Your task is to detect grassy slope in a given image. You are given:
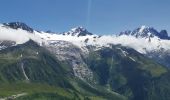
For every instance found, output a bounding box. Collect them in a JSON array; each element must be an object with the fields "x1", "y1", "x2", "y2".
[
  {"x1": 86, "y1": 45, "x2": 170, "y2": 100},
  {"x1": 0, "y1": 40, "x2": 125, "y2": 100}
]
